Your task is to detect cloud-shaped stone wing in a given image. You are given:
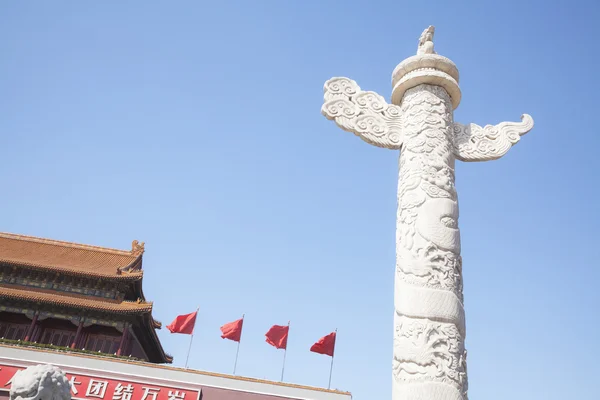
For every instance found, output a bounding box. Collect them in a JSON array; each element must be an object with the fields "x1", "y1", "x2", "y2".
[
  {"x1": 452, "y1": 114, "x2": 534, "y2": 162},
  {"x1": 321, "y1": 77, "x2": 403, "y2": 150}
]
